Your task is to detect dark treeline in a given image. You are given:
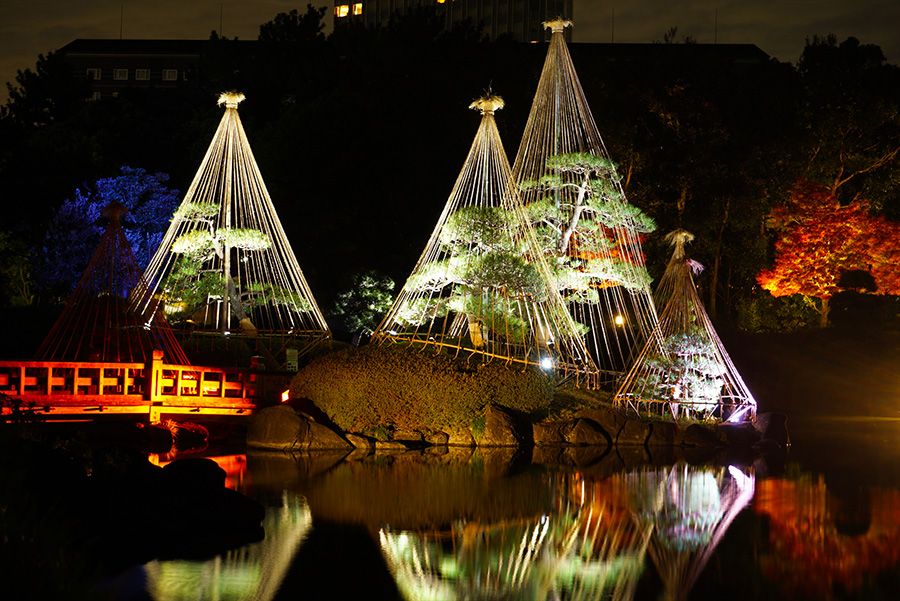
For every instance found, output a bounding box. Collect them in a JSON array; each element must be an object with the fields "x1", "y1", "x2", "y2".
[{"x1": 1, "y1": 6, "x2": 897, "y2": 334}]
